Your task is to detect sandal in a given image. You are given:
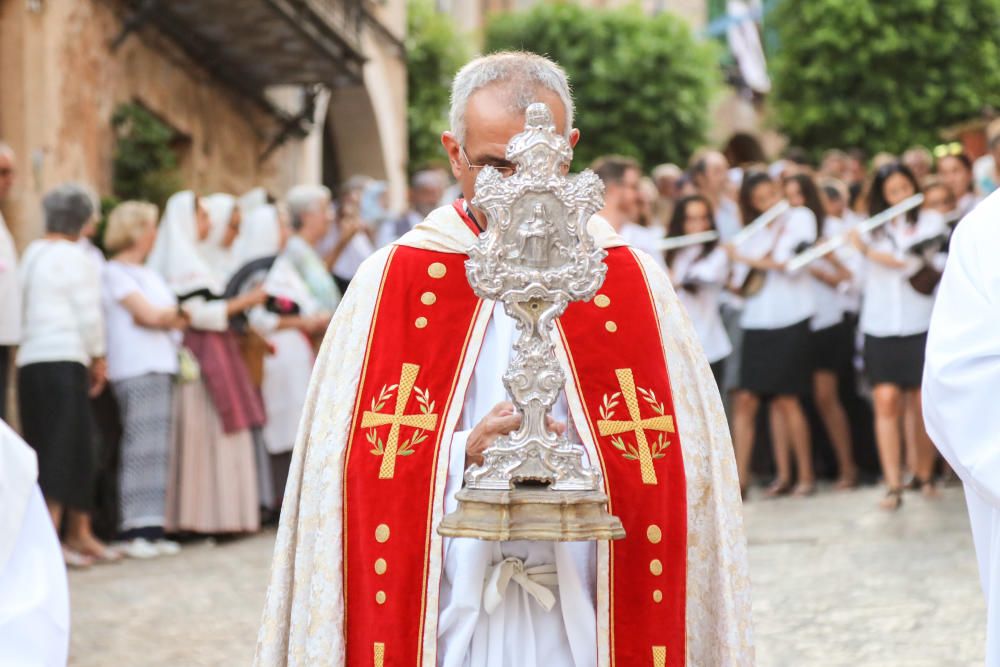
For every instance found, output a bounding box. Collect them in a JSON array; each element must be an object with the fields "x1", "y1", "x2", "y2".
[
  {"x1": 62, "y1": 546, "x2": 95, "y2": 569},
  {"x1": 879, "y1": 487, "x2": 904, "y2": 511},
  {"x1": 792, "y1": 483, "x2": 816, "y2": 497},
  {"x1": 918, "y1": 477, "x2": 940, "y2": 499},
  {"x1": 764, "y1": 479, "x2": 793, "y2": 498}
]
